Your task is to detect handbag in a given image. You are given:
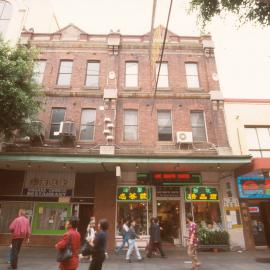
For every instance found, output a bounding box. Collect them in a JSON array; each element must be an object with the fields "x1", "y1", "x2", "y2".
[
  {"x1": 81, "y1": 240, "x2": 93, "y2": 256},
  {"x1": 57, "y1": 234, "x2": 73, "y2": 262}
]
